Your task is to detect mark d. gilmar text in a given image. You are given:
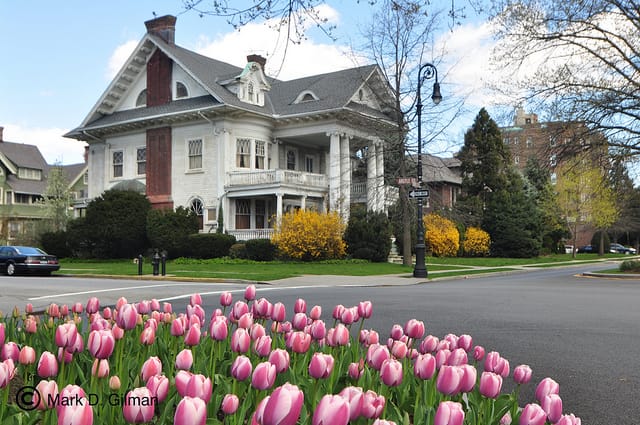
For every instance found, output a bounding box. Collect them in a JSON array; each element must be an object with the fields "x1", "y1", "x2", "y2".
[{"x1": 48, "y1": 393, "x2": 158, "y2": 407}]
